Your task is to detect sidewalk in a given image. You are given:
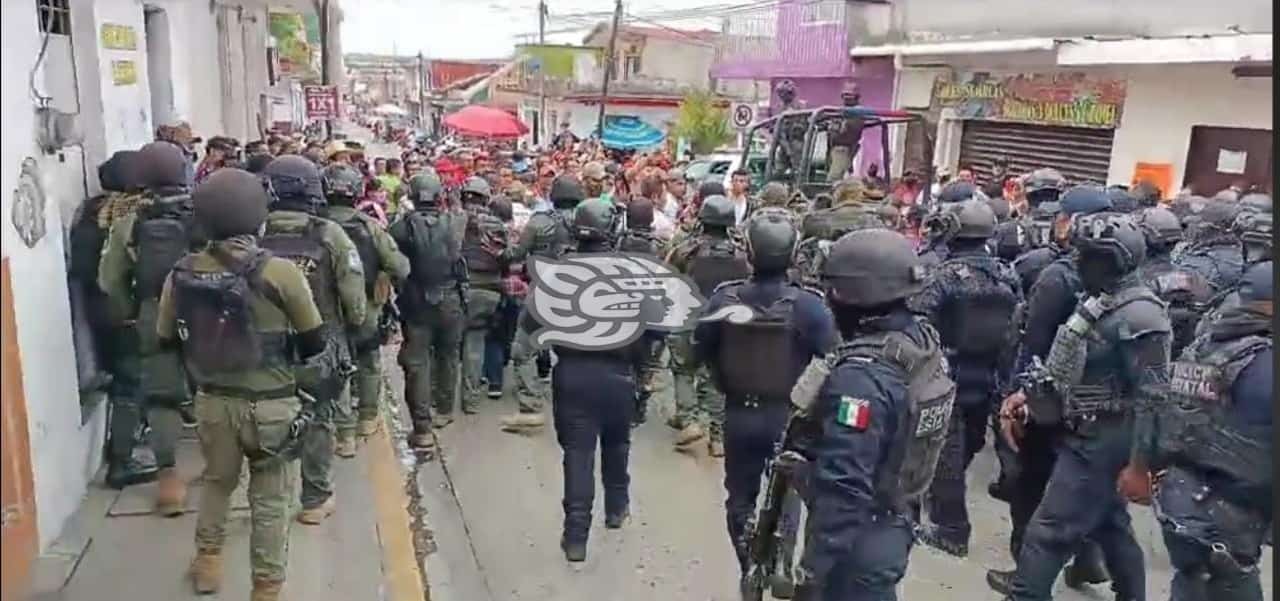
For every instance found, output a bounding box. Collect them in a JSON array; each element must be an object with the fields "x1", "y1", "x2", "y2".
[{"x1": 29, "y1": 422, "x2": 425, "y2": 601}]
